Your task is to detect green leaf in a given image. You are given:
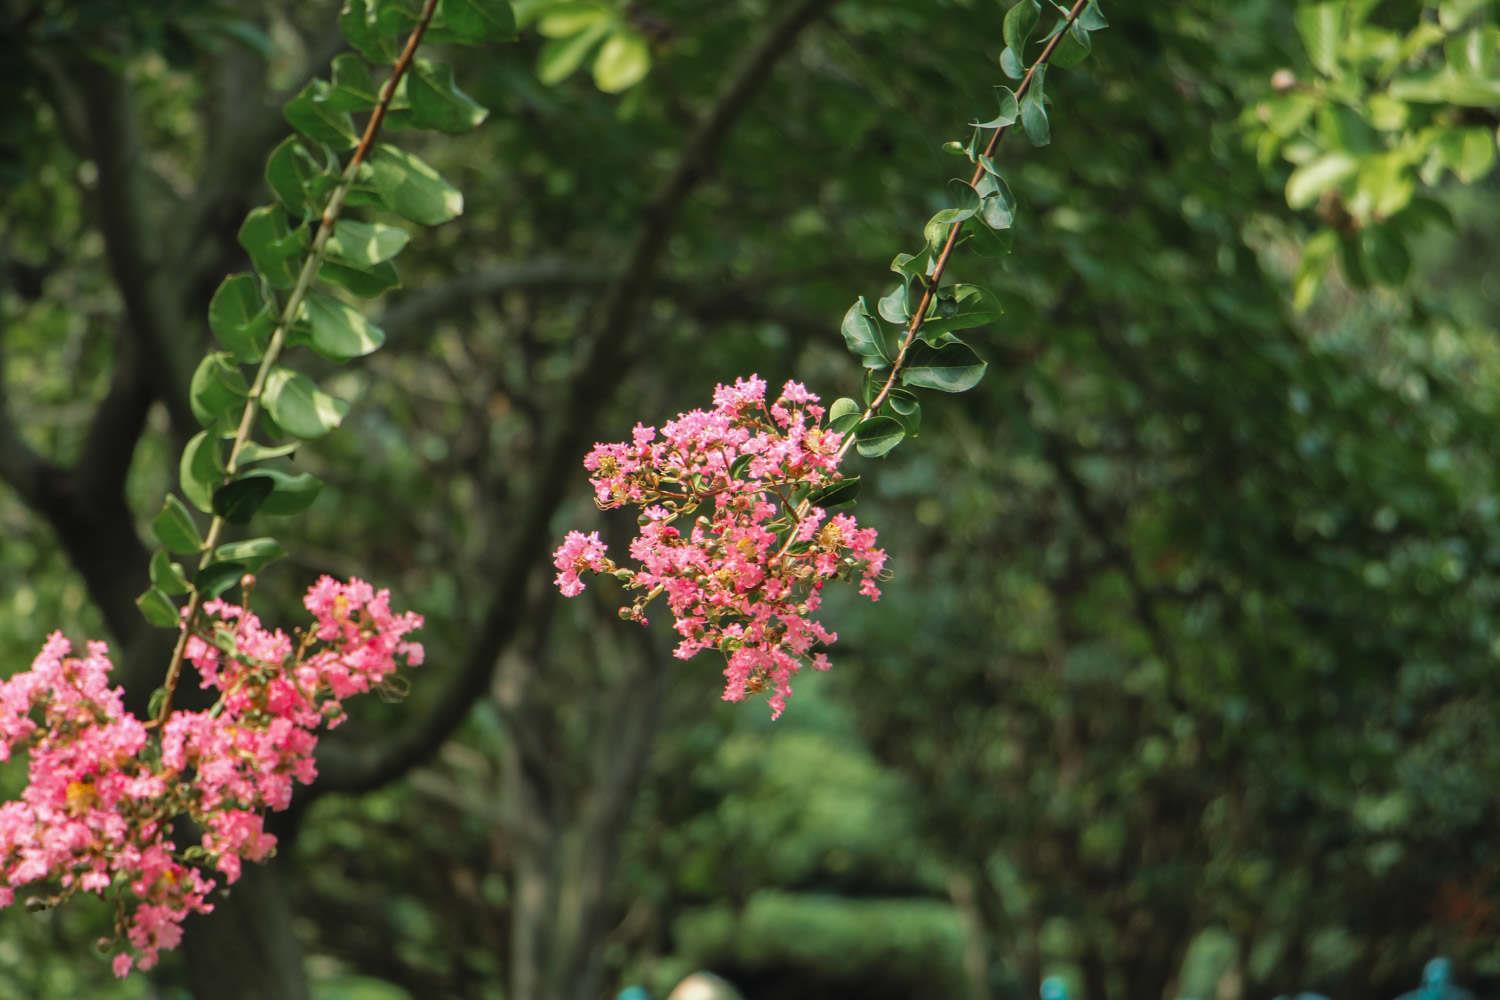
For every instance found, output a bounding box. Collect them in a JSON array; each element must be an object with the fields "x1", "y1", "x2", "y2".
[
  {"x1": 854, "y1": 416, "x2": 905, "y2": 459},
  {"x1": 237, "y1": 205, "x2": 307, "y2": 289},
  {"x1": 197, "y1": 561, "x2": 249, "y2": 600},
  {"x1": 265, "y1": 137, "x2": 328, "y2": 220},
  {"x1": 136, "y1": 588, "x2": 180, "y2": 629},
  {"x1": 930, "y1": 178, "x2": 982, "y2": 226},
  {"x1": 975, "y1": 160, "x2": 1016, "y2": 230},
  {"x1": 213, "y1": 537, "x2": 287, "y2": 574},
  {"x1": 1286, "y1": 152, "x2": 1358, "y2": 209},
  {"x1": 284, "y1": 79, "x2": 358, "y2": 149},
  {"x1": 150, "y1": 550, "x2": 190, "y2": 596},
  {"x1": 295, "y1": 290, "x2": 387, "y2": 360},
  {"x1": 593, "y1": 31, "x2": 651, "y2": 93},
  {"x1": 537, "y1": 20, "x2": 610, "y2": 85},
  {"x1": 963, "y1": 217, "x2": 1016, "y2": 258},
  {"x1": 888, "y1": 389, "x2": 922, "y2": 436},
  {"x1": 1353, "y1": 151, "x2": 1413, "y2": 220},
  {"x1": 1020, "y1": 91, "x2": 1050, "y2": 146},
  {"x1": 920, "y1": 284, "x2": 1003, "y2": 341},
  {"x1": 208, "y1": 274, "x2": 276, "y2": 363},
  {"x1": 535, "y1": 4, "x2": 610, "y2": 35},
  {"x1": 326, "y1": 220, "x2": 411, "y2": 267},
  {"x1": 212, "y1": 474, "x2": 276, "y2": 525},
  {"x1": 1078, "y1": 1, "x2": 1108, "y2": 30},
  {"x1": 971, "y1": 86, "x2": 1019, "y2": 129},
  {"x1": 238, "y1": 440, "x2": 299, "y2": 465},
  {"x1": 263, "y1": 367, "x2": 350, "y2": 439},
  {"x1": 374, "y1": 0, "x2": 421, "y2": 38},
  {"x1": 891, "y1": 250, "x2": 932, "y2": 282},
  {"x1": 999, "y1": 46, "x2": 1025, "y2": 80},
  {"x1": 1051, "y1": 20, "x2": 1092, "y2": 69},
  {"x1": 828, "y1": 397, "x2": 862, "y2": 433},
  {"x1": 840, "y1": 298, "x2": 883, "y2": 360},
  {"x1": 1439, "y1": 127, "x2": 1498, "y2": 183},
  {"x1": 901, "y1": 340, "x2": 989, "y2": 393},
  {"x1": 257, "y1": 467, "x2": 324, "y2": 516},
  {"x1": 1003, "y1": 0, "x2": 1040, "y2": 55},
  {"x1": 878, "y1": 282, "x2": 913, "y2": 324},
  {"x1": 408, "y1": 60, "x2": 490, "y2": 132},
  {"x1": 364, "y1": 144, "x2": 464, "y2": 225},
  {"x1": 180, "y1": 430, "x2": 224, "y2": 514},
  {"x1": 1296, "y1": 3, "x2": 1342, "y2": 76},
  {"x1": 190, "y1": 352, "x2": 249, "y2": 434},
  {"x1": 1388, "y1": 71, "x2": 1500, "y2": 108},
  {"x1": 152, "y1": 495, "x2": 204, "y2": 555},
  {"x1": 728, "y1": 453, "x2": 755, "y2": 480},
  {"x1": 808, "y1": 475, "x2": 861, "y2": 510},
  {"x1": 326, "y1": 52, "x2": 379, "y2": 112},
  {"x1": 321, "y1": 259, "x2": 402, "y2": 298},
  {"x1": 438, "y1": 0, "x2": 517, "y2": 44},
  {"x1": 340, "y1": 0, "x2": 397, "y2": 62}
]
